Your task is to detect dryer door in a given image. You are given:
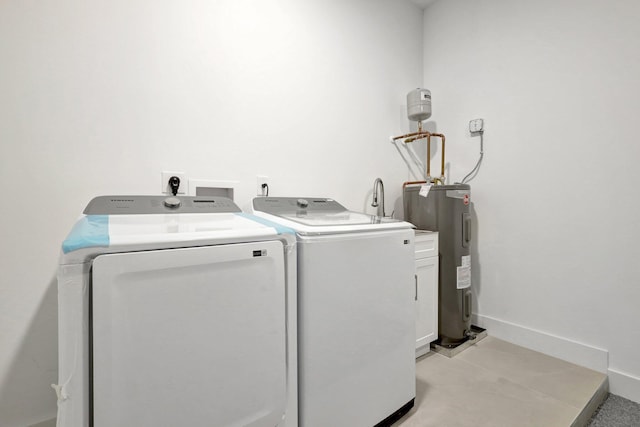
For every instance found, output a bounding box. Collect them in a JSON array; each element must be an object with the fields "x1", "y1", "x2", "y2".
[{"x1": 91, "y1": 240, "x2": 286, "y2": 427}]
